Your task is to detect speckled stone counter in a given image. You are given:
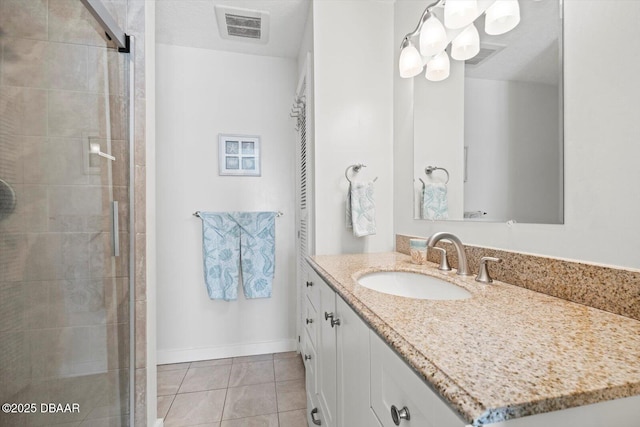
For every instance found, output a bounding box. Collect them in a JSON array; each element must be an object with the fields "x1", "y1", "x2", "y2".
[{"x1": 307, "y1": 252, "x2": 640, "y2": 426}]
